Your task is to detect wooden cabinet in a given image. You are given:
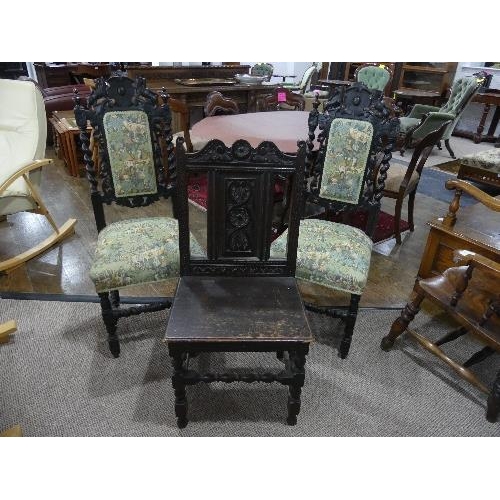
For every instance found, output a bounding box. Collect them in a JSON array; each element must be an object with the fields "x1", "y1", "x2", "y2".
[{"x1": 398, "y1": 62, "x2": 457, "y2": 97}]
